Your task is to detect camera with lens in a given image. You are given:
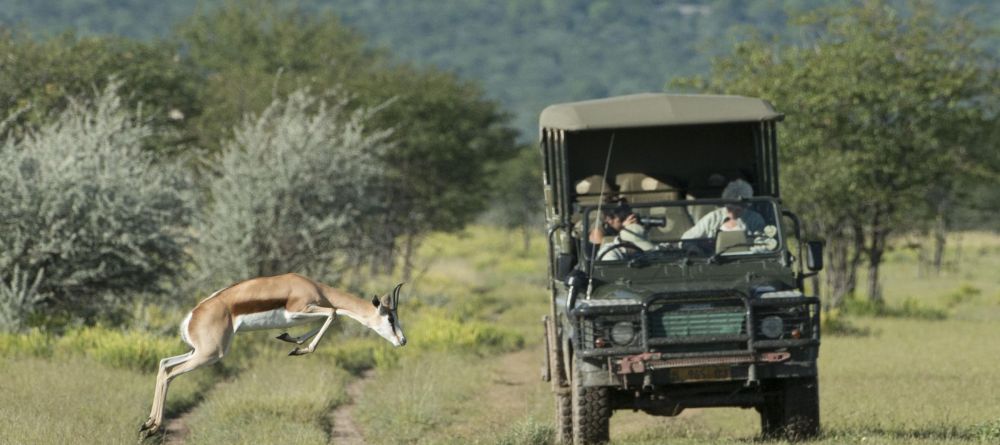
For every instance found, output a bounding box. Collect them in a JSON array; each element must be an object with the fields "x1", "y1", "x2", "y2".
[
  {"x1": 637, "y1": 216, "x2": 667, "y2": 227},
  {"x1": 602, "y1": 199, "x2": 667, "y2": 229}
]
